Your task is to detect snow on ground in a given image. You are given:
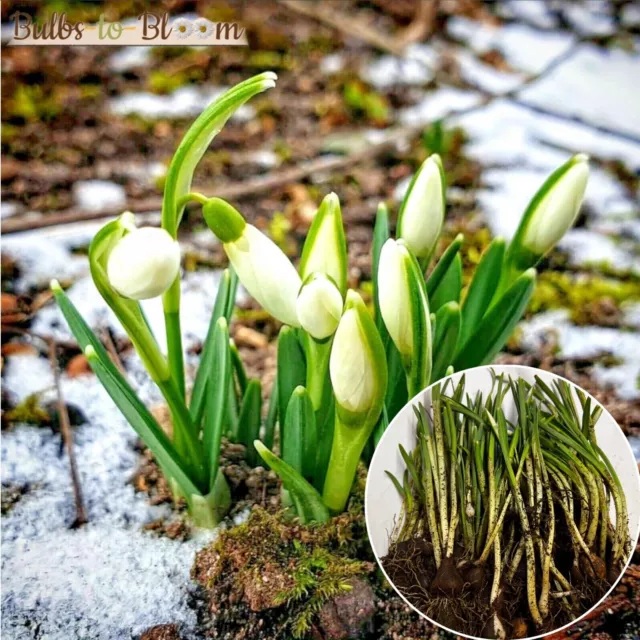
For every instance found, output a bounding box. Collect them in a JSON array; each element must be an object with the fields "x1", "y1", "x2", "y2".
[
  {"x1": 2, "y1": 352, "x2": 215, "y2": 639},
  {"x1": 72, "y1": 181, "x2": 127, "y2": 213},
  {"x1": 109, "y1": 86, "x2": 255, "y2": 121}
]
